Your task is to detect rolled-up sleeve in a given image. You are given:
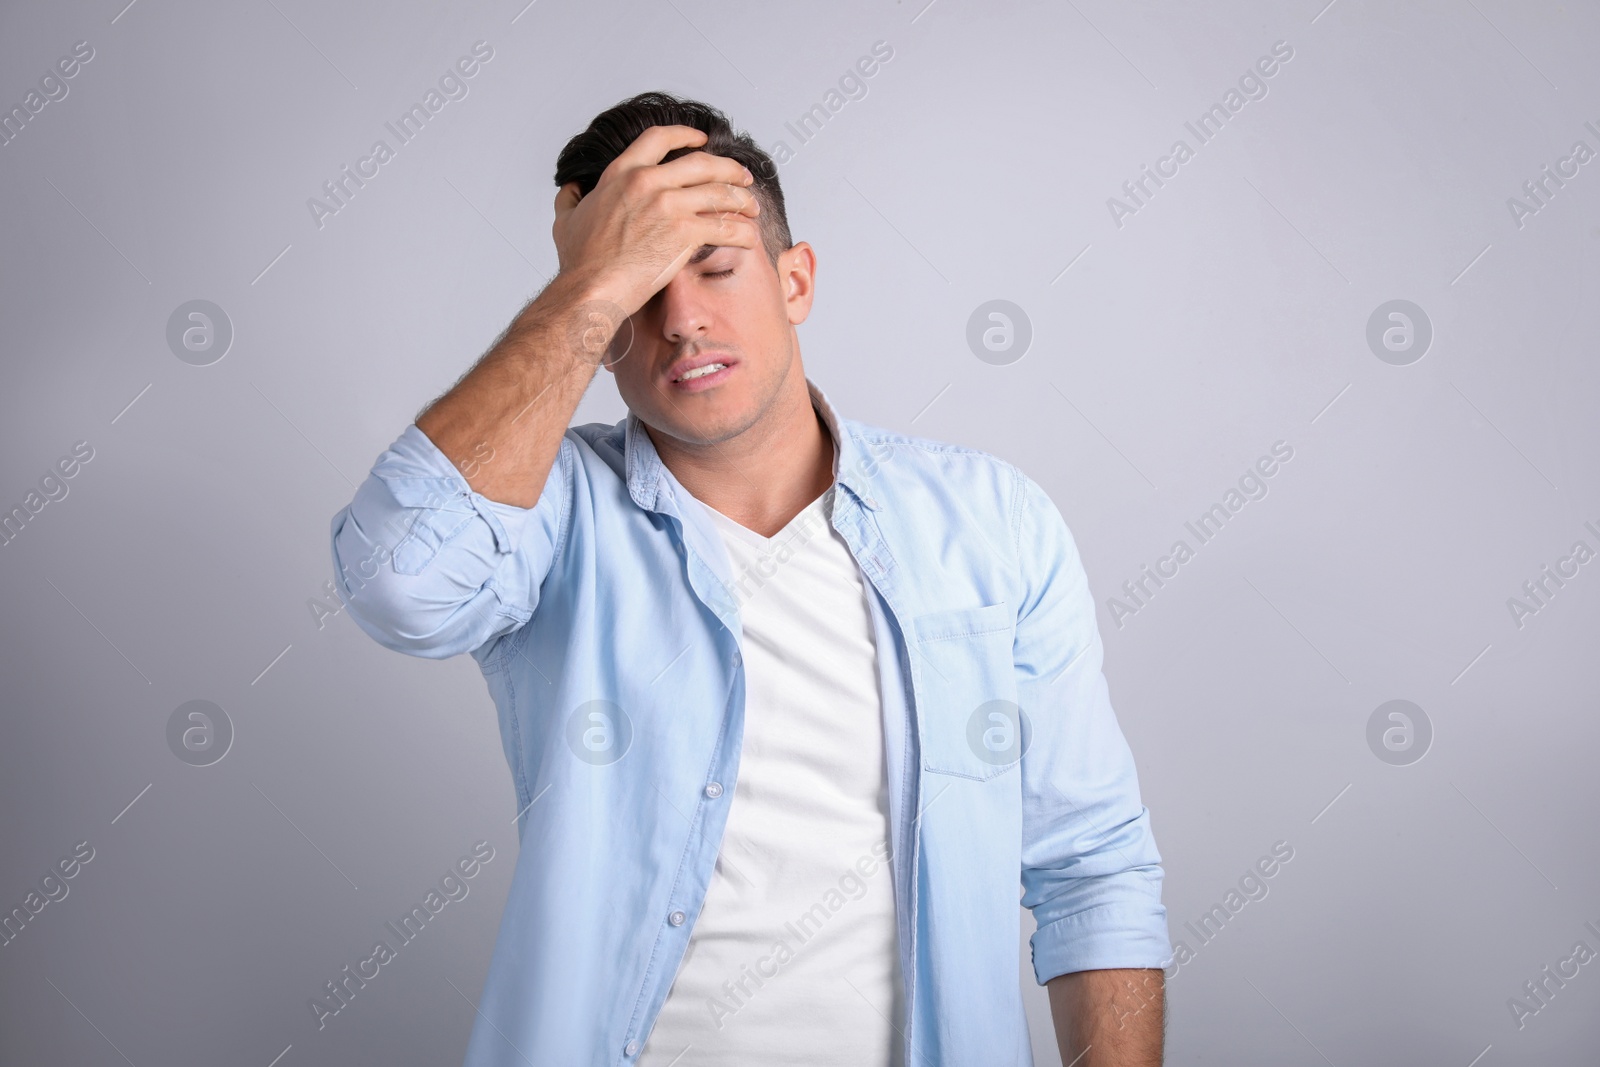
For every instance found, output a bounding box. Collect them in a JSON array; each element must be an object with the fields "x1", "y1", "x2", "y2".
[
  {"x1": 329, "y1": 424, "x2": 571, "y2": 659},
  {"x1": 1011, "y1": 471, "x2": 1171, "y2": 983}
]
